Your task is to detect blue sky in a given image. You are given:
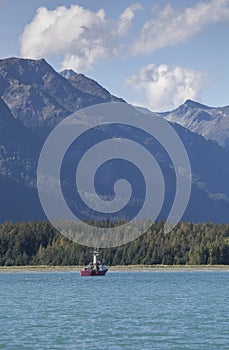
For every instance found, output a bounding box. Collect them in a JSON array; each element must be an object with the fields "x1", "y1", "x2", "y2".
[{"x1": 0, "y1": 0, "x2": 229, "y2": 111}]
